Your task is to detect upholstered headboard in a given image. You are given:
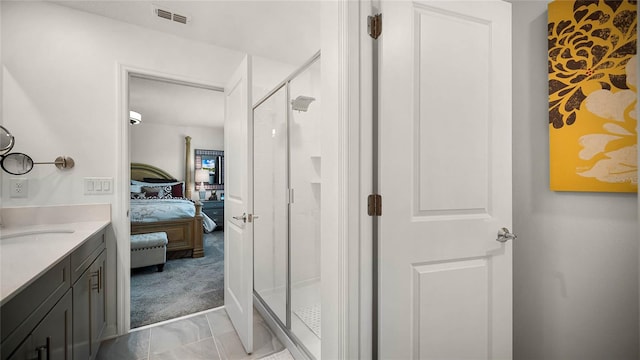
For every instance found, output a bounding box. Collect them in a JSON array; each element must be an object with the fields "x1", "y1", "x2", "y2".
[{"x1": 130, "y1": 163, "x2": 176, "y2": 182}]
